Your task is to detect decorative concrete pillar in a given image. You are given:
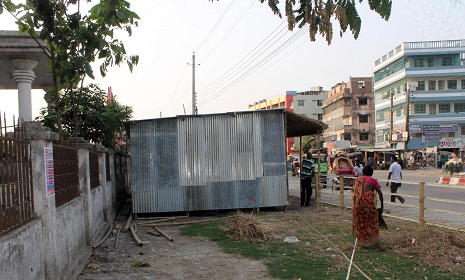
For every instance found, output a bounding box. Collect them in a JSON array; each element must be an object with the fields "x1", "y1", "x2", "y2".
[
  {"x1": 24, "y1": 121, "x2": 59, "y2": 280},
  {"x1": 11, "y1": 58, "x2": 38, "y2": 122}
]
